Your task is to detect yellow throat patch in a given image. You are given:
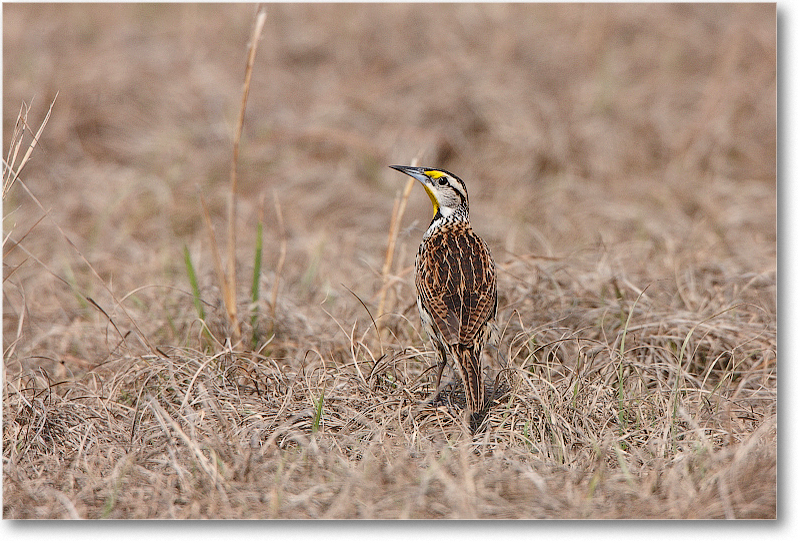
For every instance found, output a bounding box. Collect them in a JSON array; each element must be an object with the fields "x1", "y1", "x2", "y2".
[
  {"x1": 421, "y1": 170, "x2": 445, "y2": 217},
  {"x1": 421, "y1": 183, "x2": 439, "y2": 217}
]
